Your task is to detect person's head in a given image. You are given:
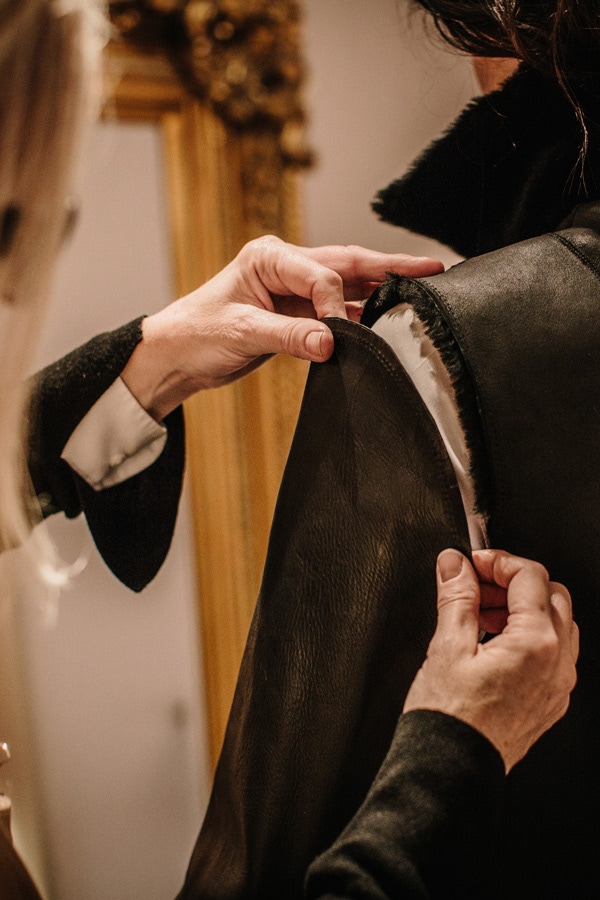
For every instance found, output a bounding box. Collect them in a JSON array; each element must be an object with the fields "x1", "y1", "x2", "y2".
[
  {"x1": 411, "y1": 1, "x2": 600, "y2": 119},
  {"x1": 410, "y1": 2, "x2": 600, "y2": 170},
  {"x1": 0, "y1": 1, "x2": 106, "y2": 570},
  {"x1": 410, "y1": 1, "x2": 599, "y2": 83}
]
